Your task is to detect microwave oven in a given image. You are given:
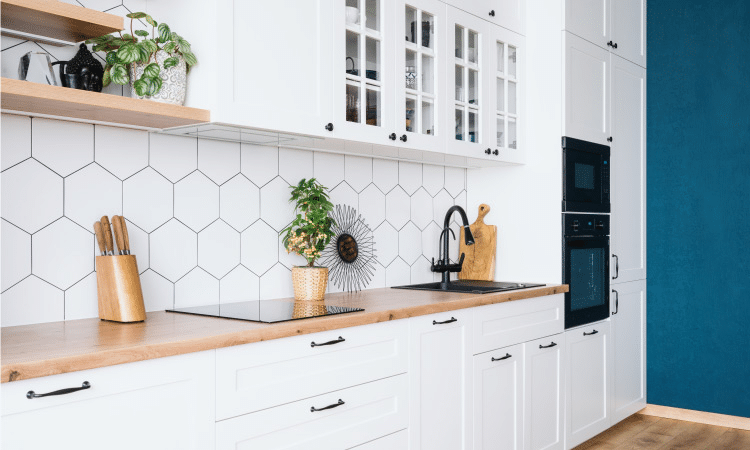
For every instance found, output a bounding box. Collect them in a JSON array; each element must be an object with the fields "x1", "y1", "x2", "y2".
[{"x1": 562, "y1": 137, "x2": 610, "y2": 213}]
